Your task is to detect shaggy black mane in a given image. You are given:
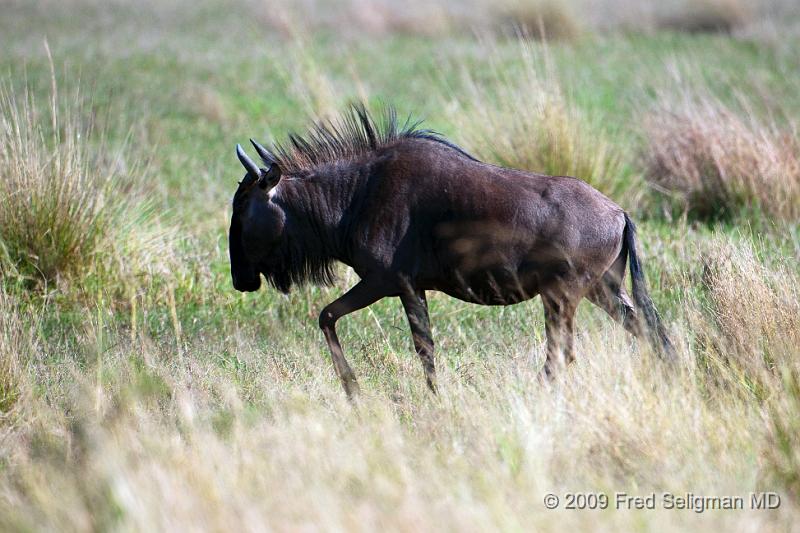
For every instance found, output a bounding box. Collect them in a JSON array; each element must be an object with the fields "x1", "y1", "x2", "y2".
[
  {"x1": 270, "y1": 103, "x2": 479, "y2": 173},
  {"x1": 243, "y1": 104, "x2": 479, "y2": 293}
]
